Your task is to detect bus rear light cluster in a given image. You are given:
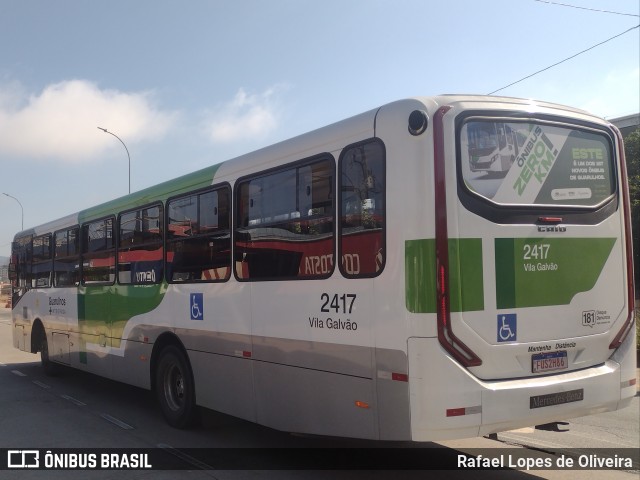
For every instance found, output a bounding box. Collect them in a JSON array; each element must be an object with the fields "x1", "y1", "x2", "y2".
[
  {"x1": 609, "y1": 126, "x2": 636, "y2": 350},
  {"x1": 434, "y1": 106, "x2": 482, "y2": 368}
]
